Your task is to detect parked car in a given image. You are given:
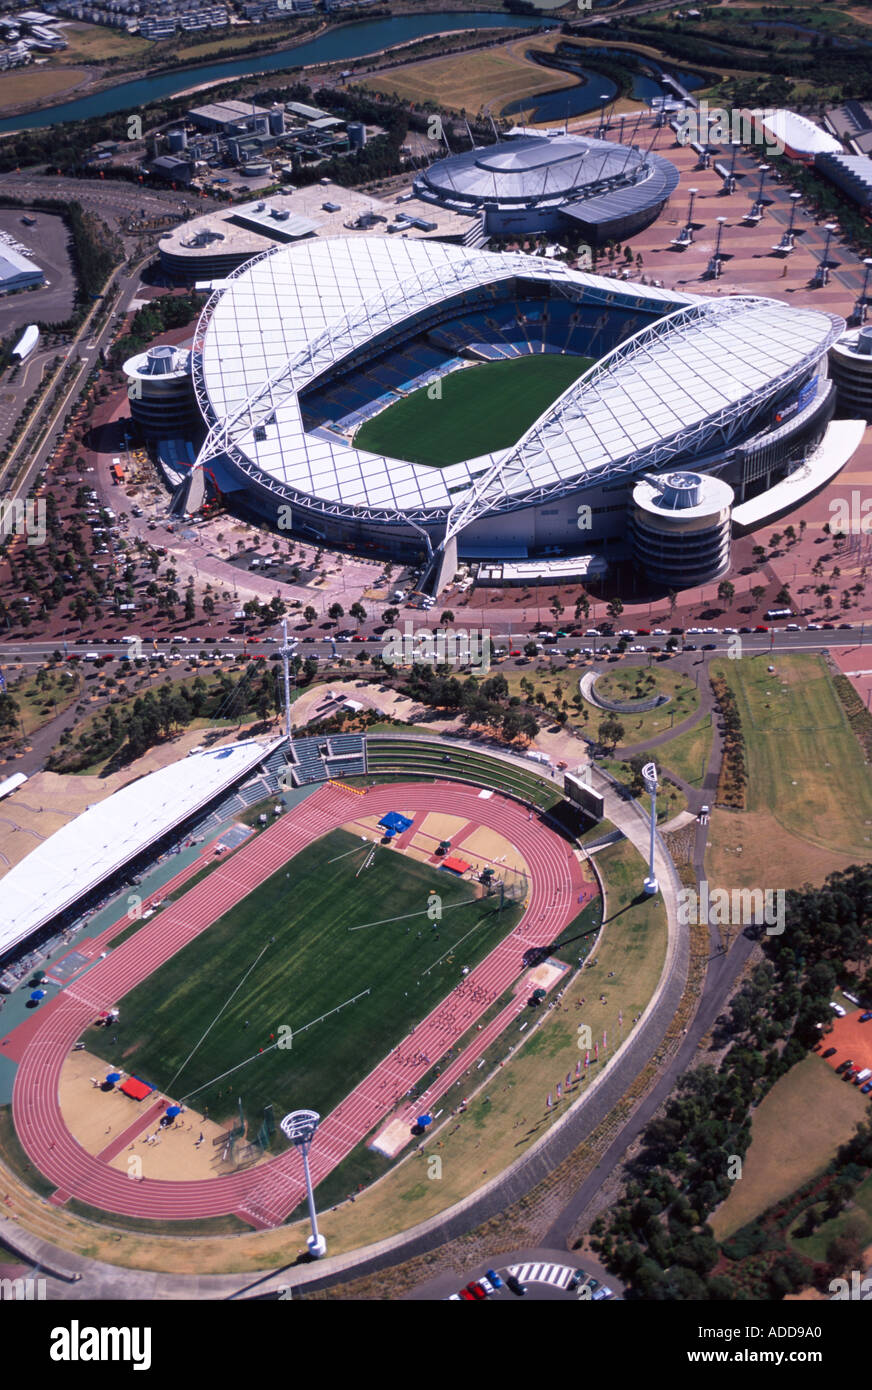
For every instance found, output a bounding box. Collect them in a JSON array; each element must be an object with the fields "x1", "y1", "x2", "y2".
[
  {"x1": 830, "y1": 1002, "x2": 846, "y2": 1017},
  {"x1": 477, "y1": 1275, "x2": 495, "y2": 1296},
  {"x1": 593, "y1": 1286, "x2": 614, "y2": 1300},
  {"x1": 822, "y1": 1047, "x2": 837, "y2": 1058},
  {"x1": 458, "y1": 1287, "x2": 475, "y2": 1301},
  {"x1": 505, "y1": 1273, "x2": 526, "y2": 1297},
  {"x1": 860, "y1": 1012, "x2": 872, "y2": 1023},
  {"x1": 465, "y1": 1282, "x2": 487, "y2": 1301},
  {"x1": 485, "y1": 1268, "x2": 503, "y2": 1290},
  {"x1": 836, "y1": 1060, "x2": 853, "y2": 1074}
]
